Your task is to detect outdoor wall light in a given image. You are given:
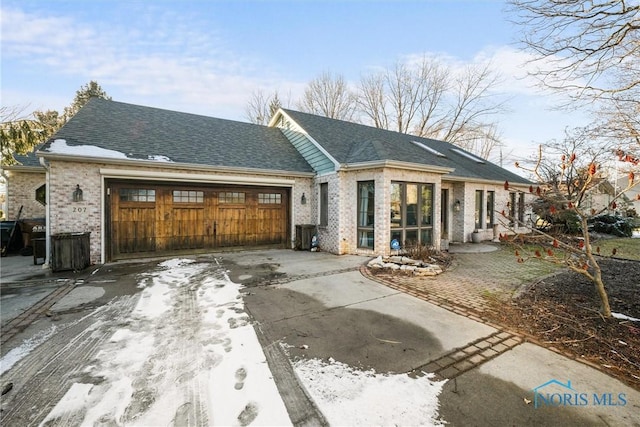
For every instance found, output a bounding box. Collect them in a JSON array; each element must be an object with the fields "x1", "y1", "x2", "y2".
[
  {"x1": 301, "y1": 193, "x2": 307, "y2": 205},
  {"x1": 73, "y1": 184, "x2": 84, "y2": 202},
  {"x1": 453, "y1": 199, "x2": 461, "y2": 212}
]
